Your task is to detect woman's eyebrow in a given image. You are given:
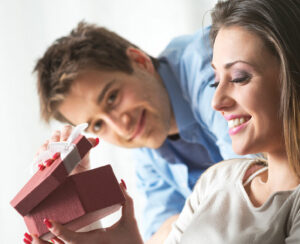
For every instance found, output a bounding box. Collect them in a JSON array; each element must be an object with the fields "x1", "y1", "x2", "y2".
[{"x1": 224, "y1": 60, "x2": 253, "y2": 69}]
